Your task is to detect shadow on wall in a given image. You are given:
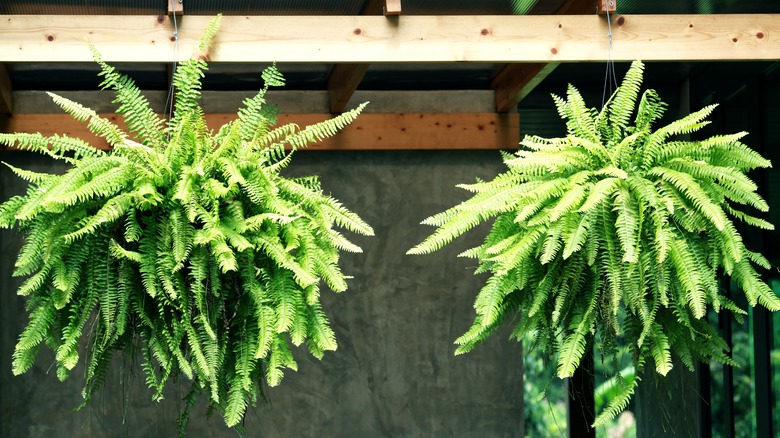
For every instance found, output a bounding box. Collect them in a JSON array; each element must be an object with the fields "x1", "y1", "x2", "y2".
[{"x1": 0, "y1": 150, "x2": 524, "y2": 438}]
